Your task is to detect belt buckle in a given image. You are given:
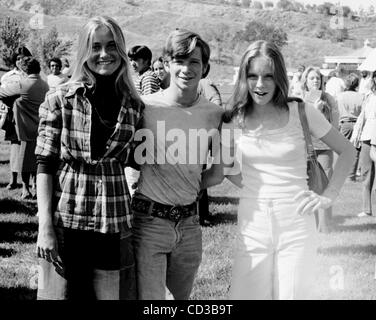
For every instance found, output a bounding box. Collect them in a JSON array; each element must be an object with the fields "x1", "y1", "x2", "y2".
[{"x1": 169, "y1": 206, "x2": 182, "y2": 222}]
